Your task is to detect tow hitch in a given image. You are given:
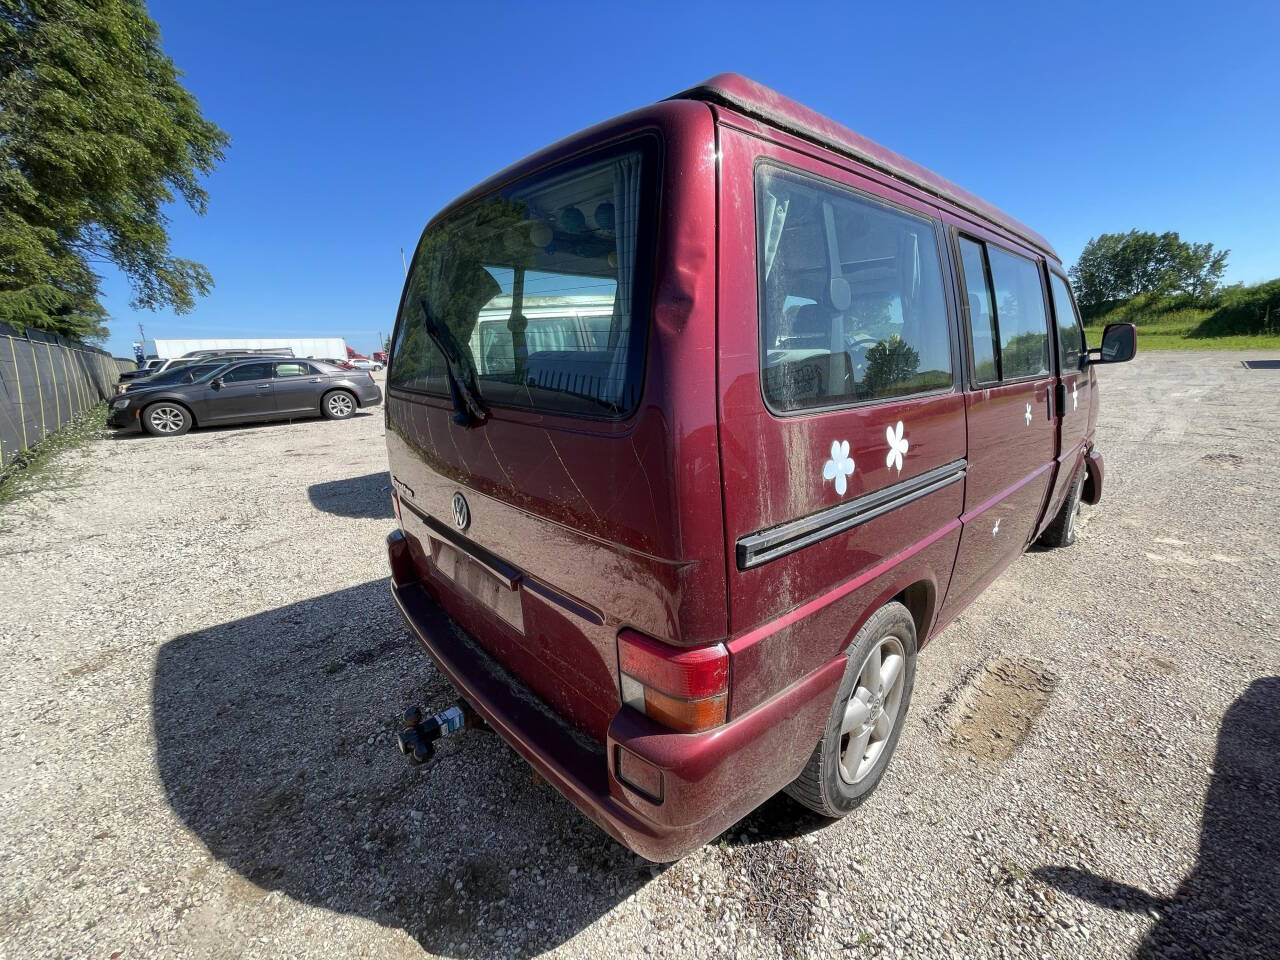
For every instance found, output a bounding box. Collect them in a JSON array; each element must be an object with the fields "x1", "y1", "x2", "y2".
[{"x1": 396, "y1": 698, "x2": 485, "y2": 766}]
